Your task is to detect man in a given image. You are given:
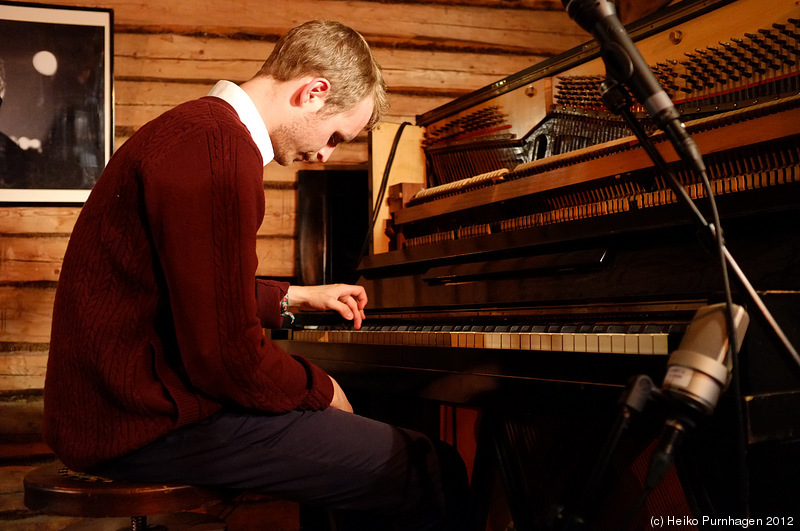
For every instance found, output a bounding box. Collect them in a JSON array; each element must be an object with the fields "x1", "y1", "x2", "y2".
[{"x1": 43, "y1": 20, "x2": 467, "y2": 530}]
